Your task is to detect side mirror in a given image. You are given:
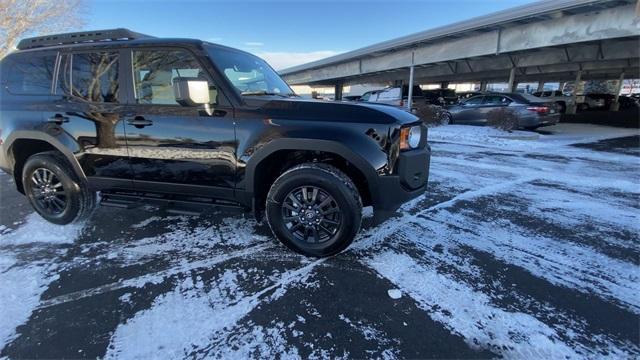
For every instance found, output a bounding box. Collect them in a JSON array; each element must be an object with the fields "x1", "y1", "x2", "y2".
[{"x1": 173, "y1": 78, "x2": 210, "y2": 106}]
